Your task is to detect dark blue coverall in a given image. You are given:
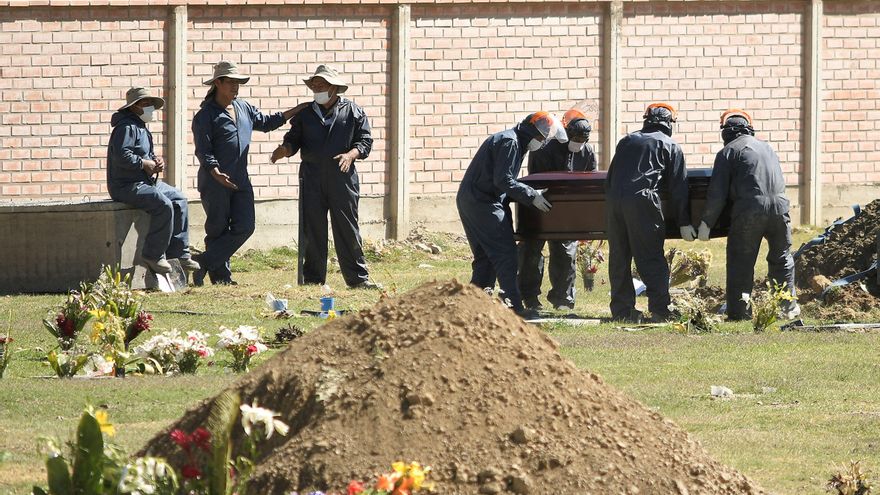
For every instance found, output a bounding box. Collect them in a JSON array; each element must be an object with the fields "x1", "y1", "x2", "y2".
[
  {"x1": 192, "y1": 98, "x2": 287, "y2": 283},
  {"x1": 605, "y1": 124, "x2": 690, "y2": 319},
  {"x1": 701, "y1": 133, "x2": 794, "y2": 319},
  {"x1": 107, "y1": 110, "x2": 191, "y2": 263},
  {"x1": 518, "y1": 140, "x2": 597, "y2": 309},
  {"x1": 281, "y1": 98, "x2": 373, "y2": 287},
  {"x1": 457, "y1": 124, "x2": 541, "y2": 313}
]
